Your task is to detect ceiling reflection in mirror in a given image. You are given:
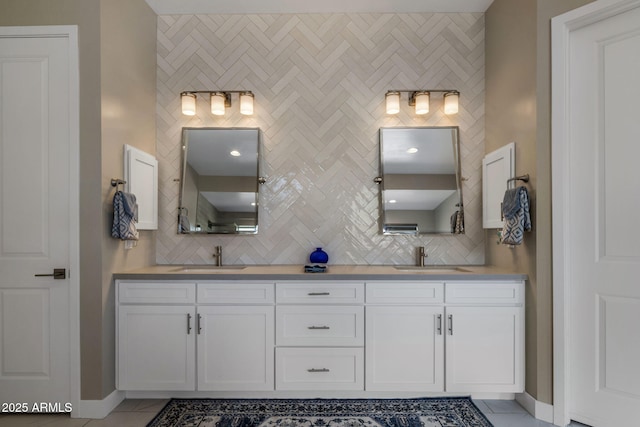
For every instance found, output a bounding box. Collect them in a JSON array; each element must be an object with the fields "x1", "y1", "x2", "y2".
[
  {"x1": 178, "y1": 128, "x2": 260, "y2": 234},
  {"x1": 379, "y1": 127, "x2": 464, "y2": 235}
]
